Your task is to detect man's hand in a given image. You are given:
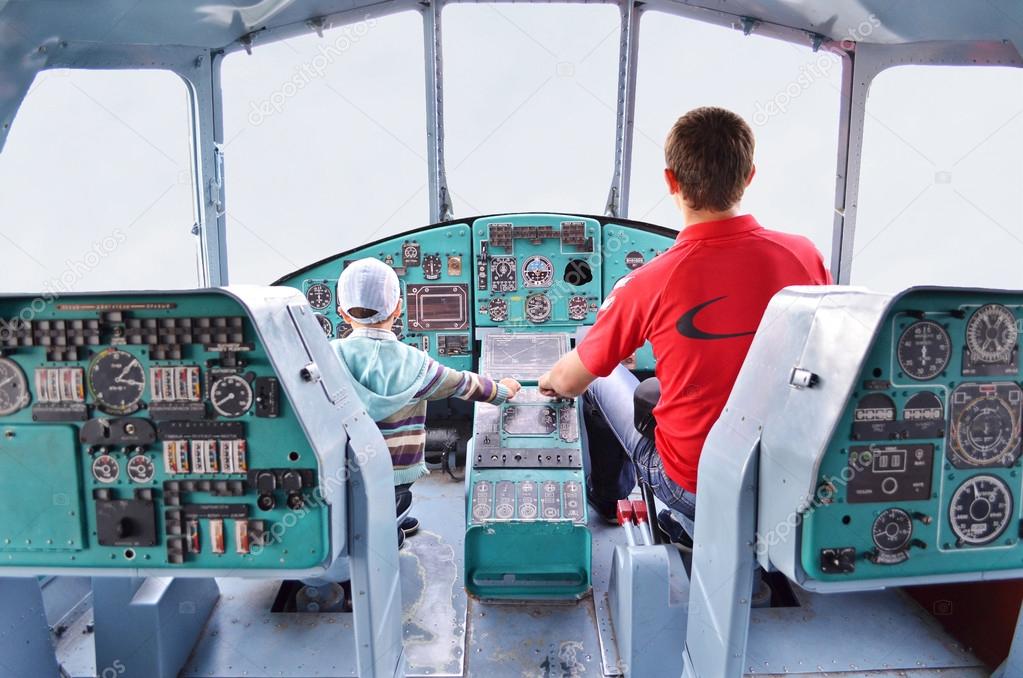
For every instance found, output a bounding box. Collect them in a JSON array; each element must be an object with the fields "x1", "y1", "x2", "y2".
[
  {"x1": 539, "y1": 351, "x2": 597, "y2": 399},
  {"x1": 499, "y1": 378, "x2": 522, "y2": 399},
  {"x1": 538, "y1": 371, "x2": 559, "y2": 398}
]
